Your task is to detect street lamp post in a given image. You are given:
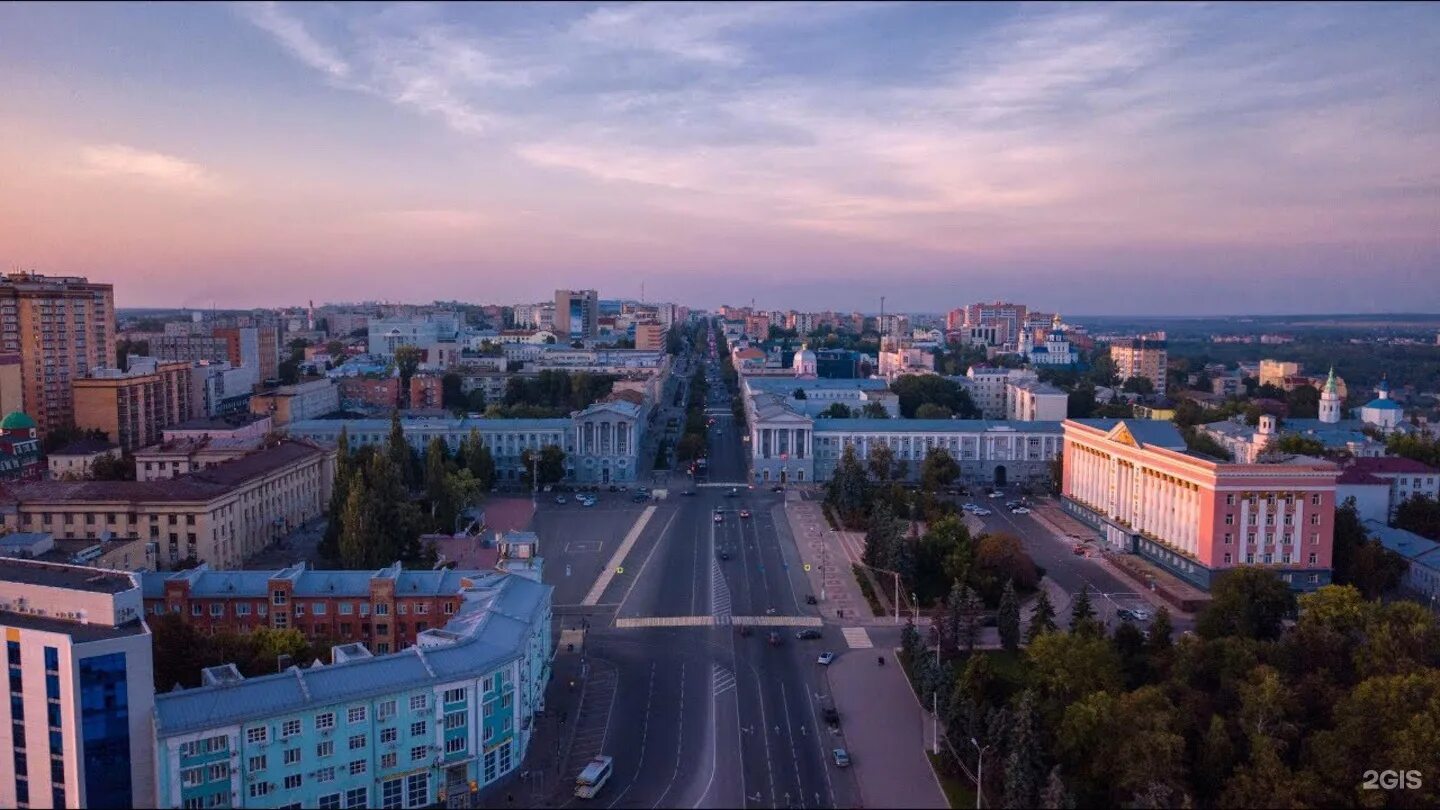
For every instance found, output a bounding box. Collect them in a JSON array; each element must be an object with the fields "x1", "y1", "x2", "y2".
[{"x1": 970, "y1": 738, "x2": 991, "y2": 810}]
